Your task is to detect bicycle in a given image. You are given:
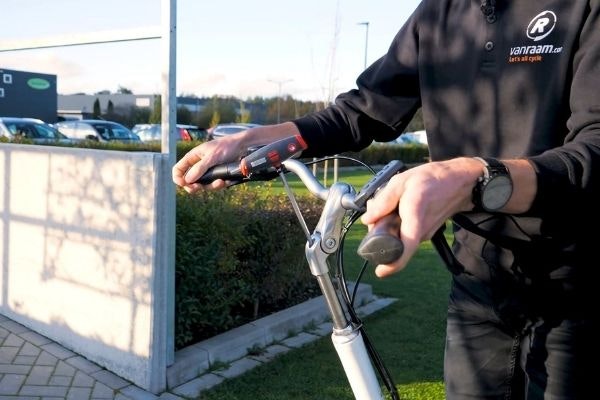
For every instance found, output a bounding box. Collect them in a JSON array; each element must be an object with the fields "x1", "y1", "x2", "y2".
[{"x1": 198, "y1": 135, "x2": 408, "y2": 400}]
